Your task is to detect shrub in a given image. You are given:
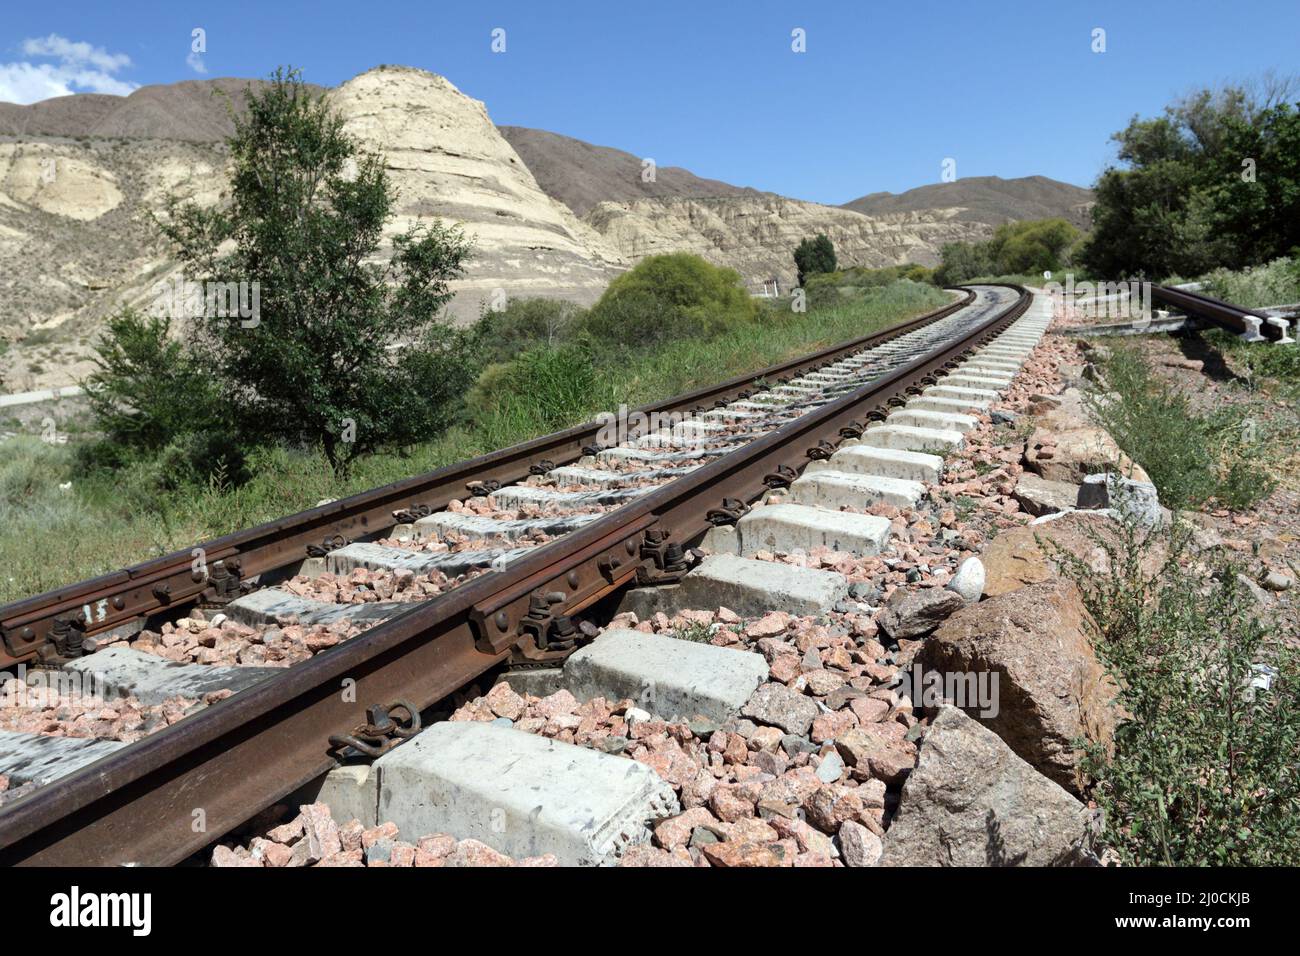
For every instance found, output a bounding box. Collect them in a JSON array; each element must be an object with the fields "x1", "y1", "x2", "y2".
[
  {"x1": 80, "y1": 310, "x2": 246, "y2": 486},
  {"x1": 987, "y1": 218, "x2": 1079, "y2": 275},
  {"x1": 471, "y1": 343, "x2": 617, "y2": 438},
  {"x1": 1052, "y1": 516, "x2": 1300, "y2": 866},
  {"x1": 1199, "y1": 256, "x2": 1300, "y2": 309},
  {"x1": 933, "y1": 240, "x2": 995, "y2": 285},
  {"x1": 576, "y1": 253, "x2": 759, "y2": 353},
  {"x1": 476, "y1": 297, "x2": 583, "y2": 366}
]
